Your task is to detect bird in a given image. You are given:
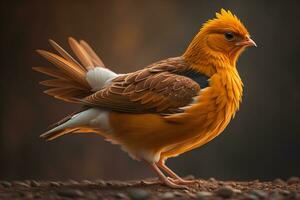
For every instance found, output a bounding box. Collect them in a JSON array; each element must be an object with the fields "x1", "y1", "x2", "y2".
[{"x1": 33, "y1": 9, "x2": 256, "y2": 189}]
